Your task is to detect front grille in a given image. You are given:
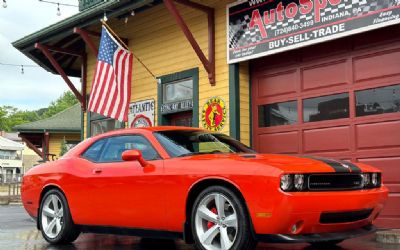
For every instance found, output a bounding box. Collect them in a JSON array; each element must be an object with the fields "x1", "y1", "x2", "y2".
[
  {"x1": 308, "y1": 174, "x2": 363, "y2": 191},
  {"x1": 320, "y1": 209, "x2": 373, "y2": 224}
]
